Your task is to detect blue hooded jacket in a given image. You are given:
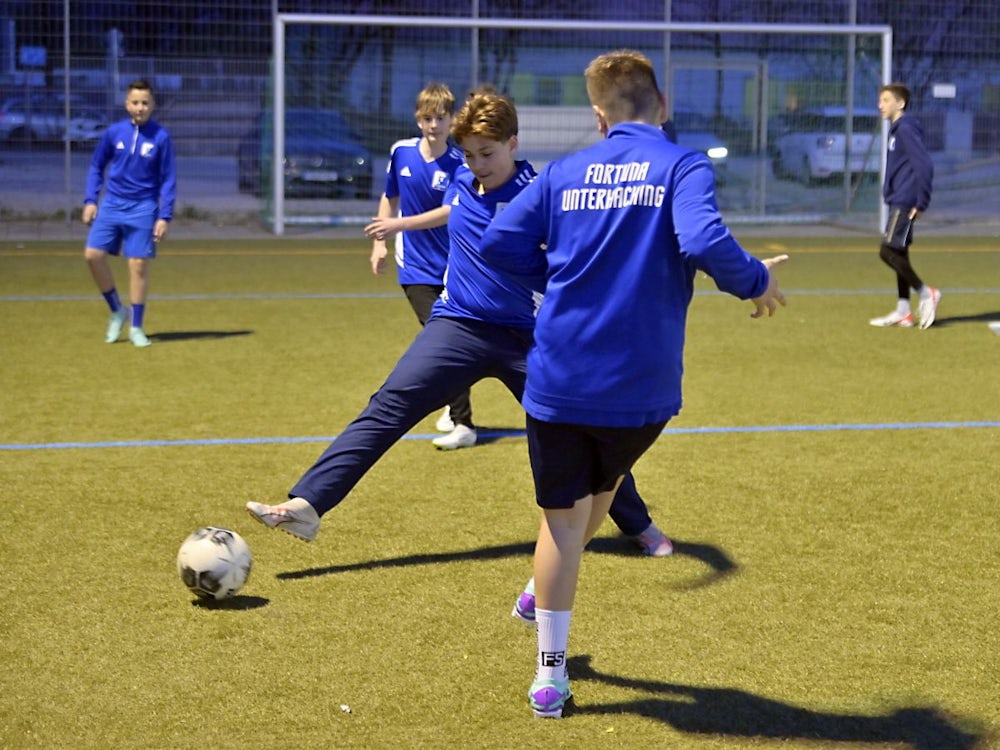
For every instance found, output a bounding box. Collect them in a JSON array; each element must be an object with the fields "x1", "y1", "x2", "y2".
[{"x1": 883, "y1": 115, "x2": 933, "y2": 212}]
